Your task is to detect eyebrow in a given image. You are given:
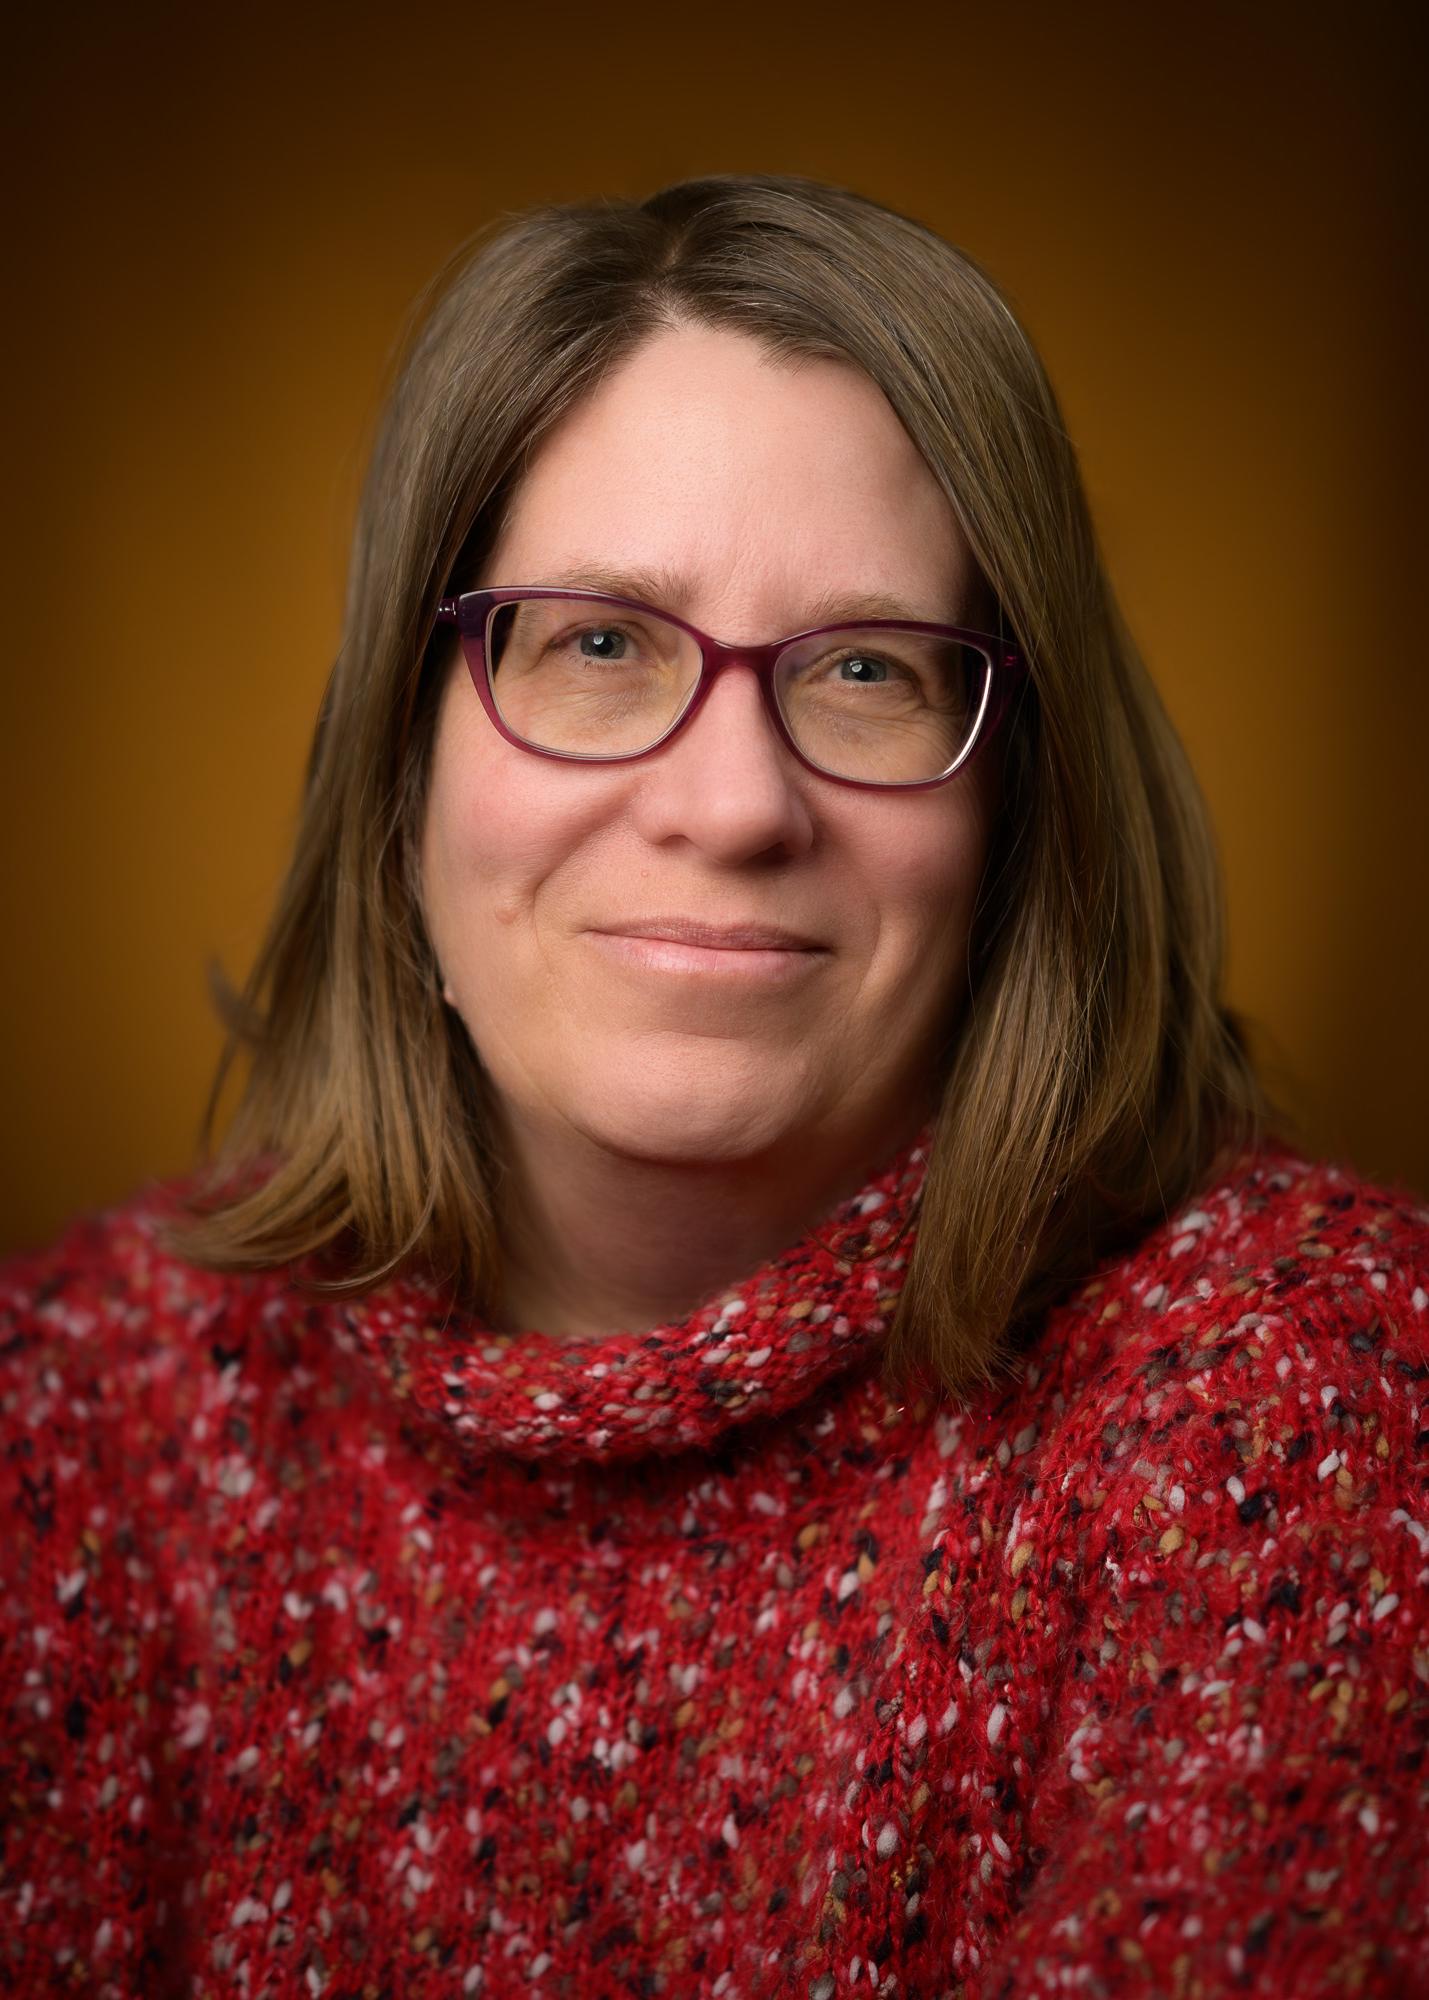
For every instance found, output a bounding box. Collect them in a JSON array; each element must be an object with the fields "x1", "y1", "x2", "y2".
[{"x1": 536, "y1": 562, "x2": 941, "y2": 629}]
